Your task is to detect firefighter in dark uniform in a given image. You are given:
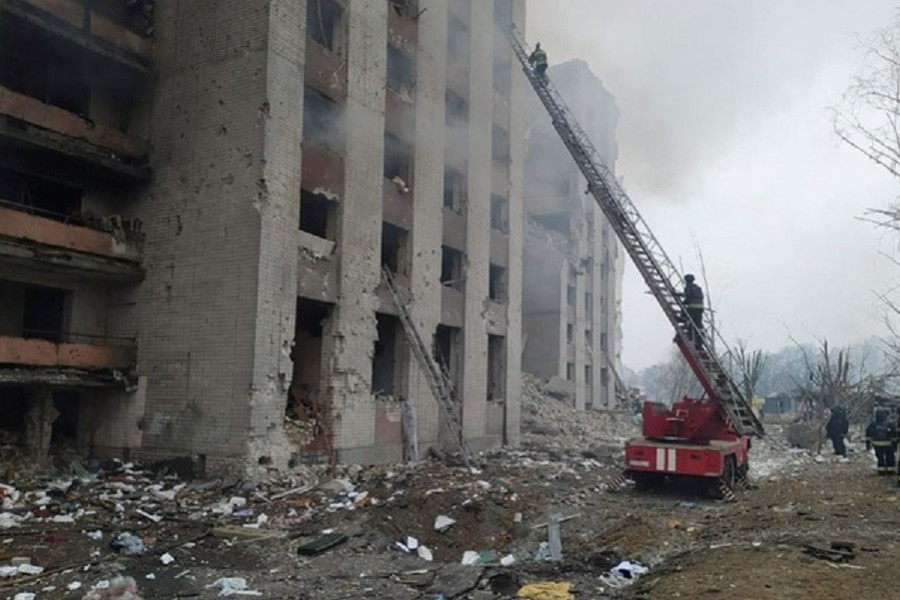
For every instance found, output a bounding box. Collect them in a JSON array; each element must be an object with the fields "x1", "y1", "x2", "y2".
[
  {"x1": 529, "y1": 43, "x2": 549, "y2": 78},
  {"x1": 865, "y1": 407, "x2": 898, "y2": 476}
]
